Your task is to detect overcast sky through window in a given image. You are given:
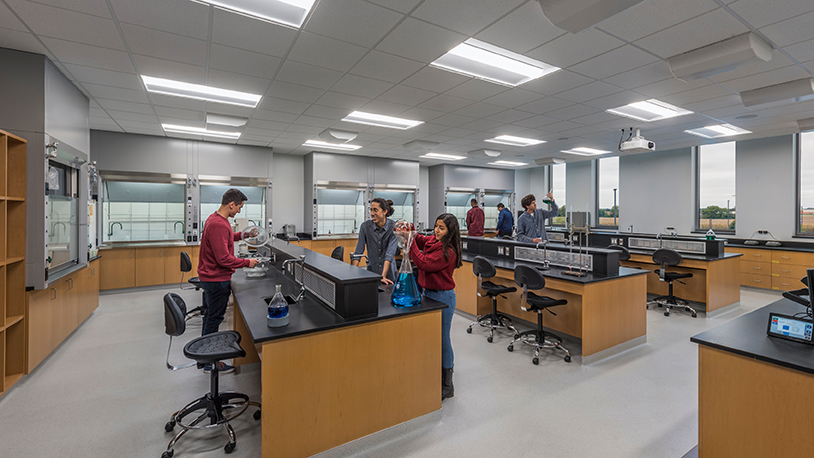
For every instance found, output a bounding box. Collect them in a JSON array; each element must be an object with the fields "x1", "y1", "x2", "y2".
[
  {"x1": 598, "y1": 156, "x2": 619, "y2": 210},
  {"x1": 699, "y1": 142, "x2": 736, "y2": 210}
]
